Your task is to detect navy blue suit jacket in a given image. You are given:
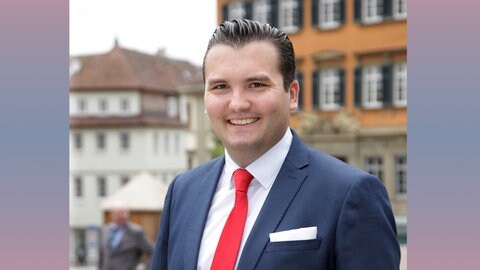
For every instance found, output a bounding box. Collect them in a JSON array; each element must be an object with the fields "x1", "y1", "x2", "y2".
[{"x1": 151, "y1": 131, "x2": 400, "y2": 269}]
